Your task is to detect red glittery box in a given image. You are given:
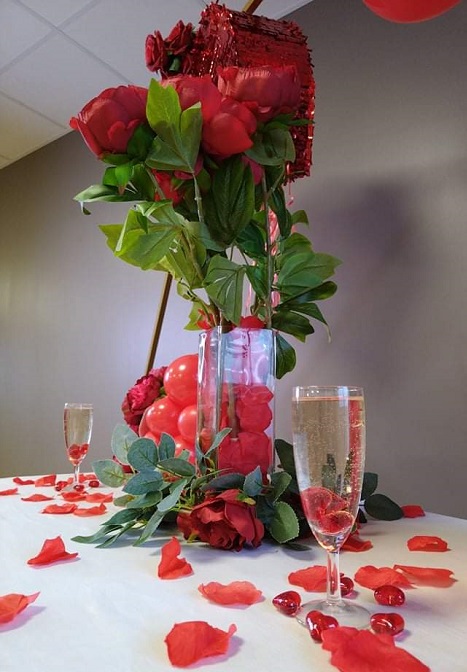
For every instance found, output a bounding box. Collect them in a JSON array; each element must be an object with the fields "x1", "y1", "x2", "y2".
[{"x1": 187, "y1": 3, "x2": 315, "y2": 180}]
